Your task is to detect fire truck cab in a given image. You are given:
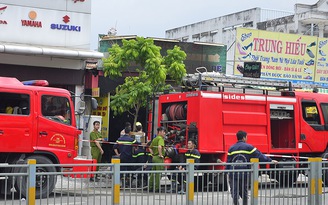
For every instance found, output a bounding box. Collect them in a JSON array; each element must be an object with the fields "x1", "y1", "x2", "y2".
[{"x1": 0, "y1": 77, "x2": 95, "y2": 198}]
